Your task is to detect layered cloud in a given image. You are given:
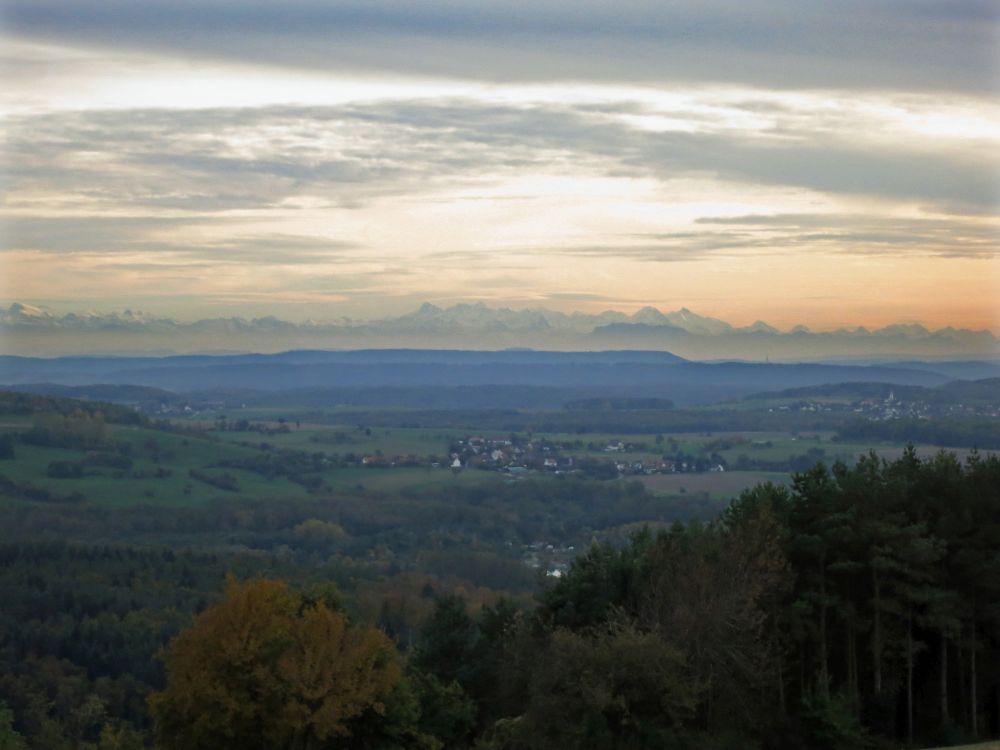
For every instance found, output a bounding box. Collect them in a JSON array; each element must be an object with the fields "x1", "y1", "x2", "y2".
[
  {"x1": 8, "y1": 97, "x2": 998, "y2": 212},
  {"x1": 1, "y1": 2, "x2": 998, "y2": 333},
  {"x1": 6, "y1": 1, "x2": 997, "y2": 92}
]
